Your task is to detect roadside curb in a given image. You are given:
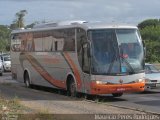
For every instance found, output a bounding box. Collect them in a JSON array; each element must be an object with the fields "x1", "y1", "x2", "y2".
[{"x1": 85, "y1": 99, "x2": 160, "y2": 115}]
